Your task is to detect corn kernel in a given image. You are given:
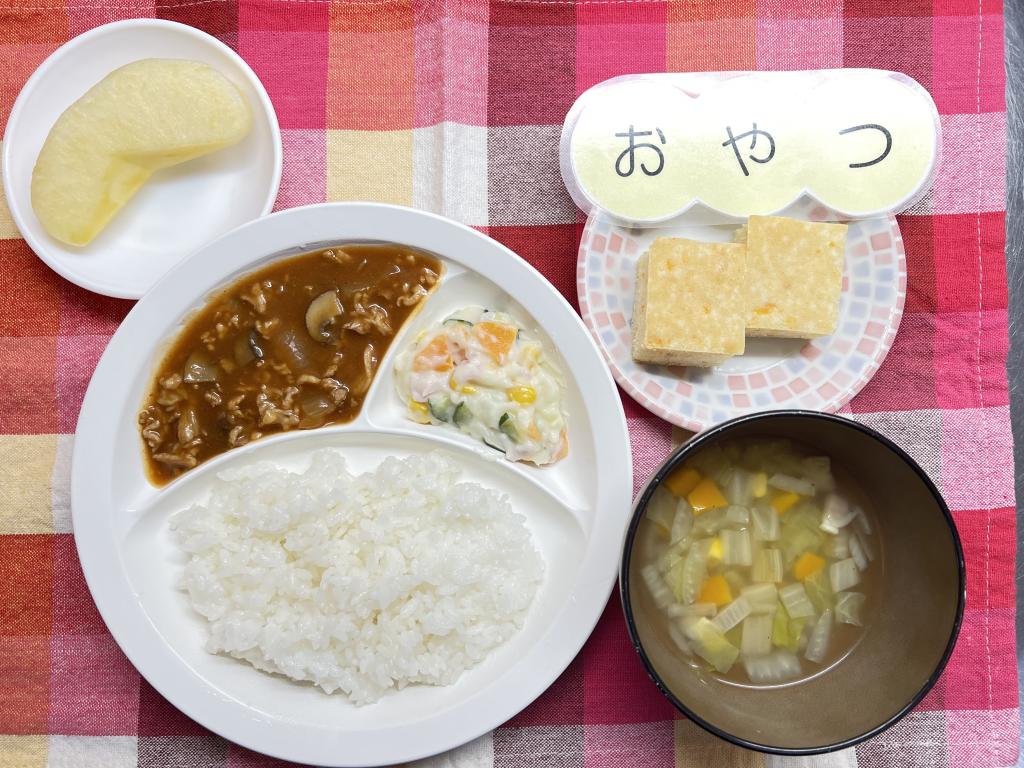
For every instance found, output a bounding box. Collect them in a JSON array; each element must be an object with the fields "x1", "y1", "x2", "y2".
[
  {"x1": 460, "y1": 385, "x2": 477, "y2": 395},
  {"x1": 707, "y1": 536, "x2": 724, "y2": 564},
  {"x1": 449, "y1": 373, "x2": 457, "y2": 390},
  {"x1": 410, "y1": 400, "x2": 429, "y2": 415},
  {"x1": 507, "y1": 386, "x2": 536, "y2": 404}
]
